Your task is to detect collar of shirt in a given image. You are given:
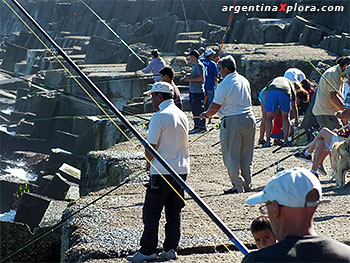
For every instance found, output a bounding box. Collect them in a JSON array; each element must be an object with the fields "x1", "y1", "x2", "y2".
[
  {"x1": 224, "y1": 71, "x2": 238, "y2": 79},
  {"x1": 158, "y1": 99, "x2": 174, "y2": 111}
]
